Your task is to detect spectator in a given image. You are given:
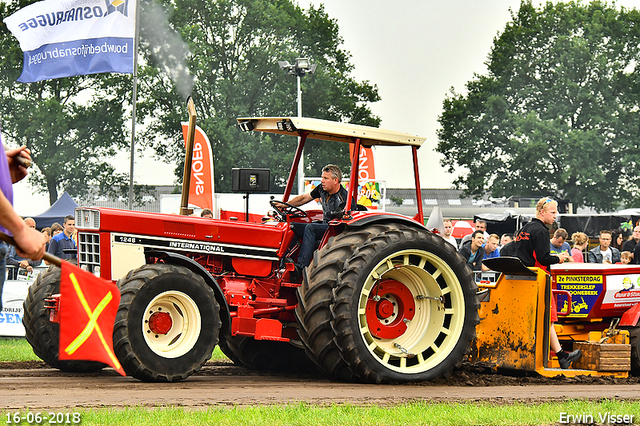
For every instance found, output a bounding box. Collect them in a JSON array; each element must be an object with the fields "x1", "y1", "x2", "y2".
[
  {"x1": 499, "y1": 240, "x2": 517, "y2": 257},
  {"x1": 620, "y1": 251, "x2": 632, "y2": 264},
  {"x1": 6, "y1": 217, "x2": 41, "y2": 277},
  {"x1": 480, "y1": 234, "x2": 500, "y2": 270},
  {"x1": 459, "y1": 230, "x2": 484, "y2": 271},
  {"x1": 550, "y1": 228, "x2": 572, "y2": 260},
  {"x1": 460, "y1": 219, "x2": 489, "y2": 246},
  {"x1": 513, "y1": 197, "x2": 578, "y2": 369},
  {"x1": 50, "y1": 222, "x2": 63, "y2": 236},
  {"x1": 24, "y1": 217, "x2": 36, "y2": 230},
  {"x1": 41, "y1": 227, "x2": 51, "y2": 250},
  {"x1": 499, "y1": 233, "x2": 513, "y2": 249},
  {"x1": 6, "y1": 244, "x2": 40, "y2": 274},
  {"x1": 47, "y1": 215, "x2": 77, "y2": 260},
  {"x1": 201, "y1": 208, "x2": 213, "y2": 218},
  {"x1": 587, "y1": 230, "x2": 620, "y2": 264},
  {"x1": 612, "y1": 229, "x2": 624, "y2": 252},
  {"x1": 570, "y1": 232, "x2": 589, "y2": 263},
  {"x1": 442, "y1": 219, "x2": 458, "y2": 249},
  {"x1": 622, "y1": 226, "x2": 640, "y2": 259}
]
